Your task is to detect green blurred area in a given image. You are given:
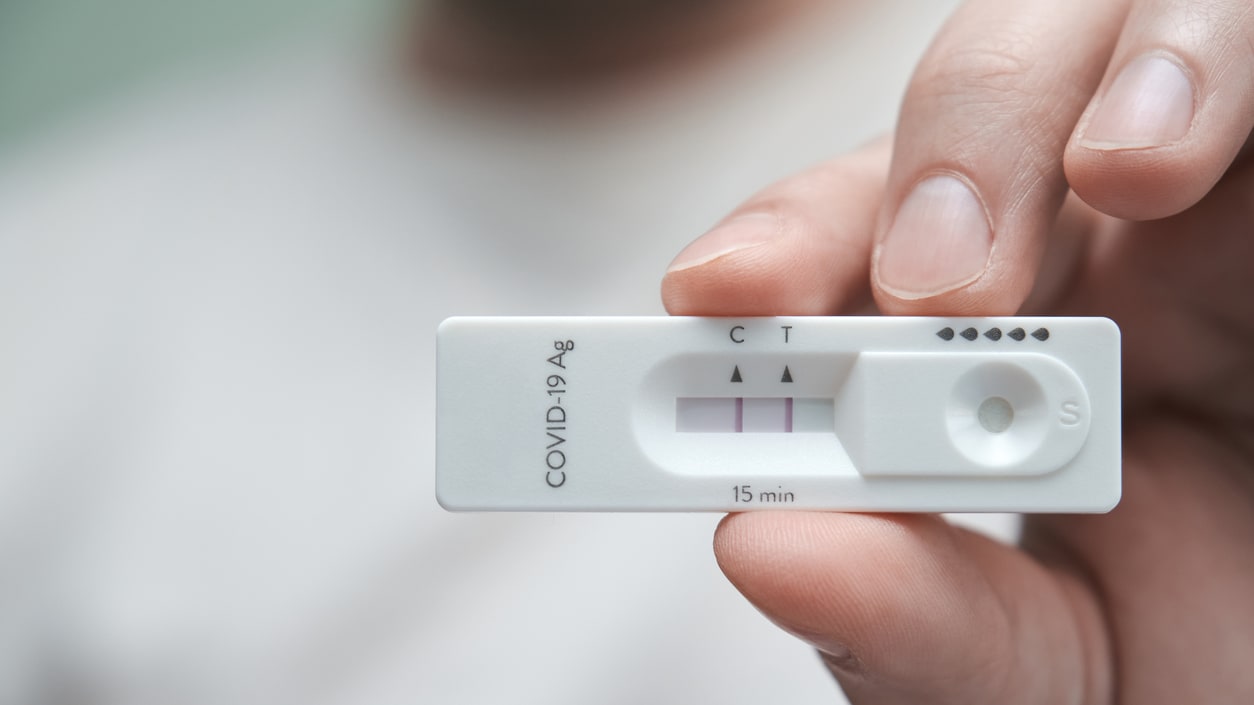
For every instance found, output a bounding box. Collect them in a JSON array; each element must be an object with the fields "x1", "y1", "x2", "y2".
[{"x1": 0, "y1": 0, "x2": 389, "y2": 151}]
